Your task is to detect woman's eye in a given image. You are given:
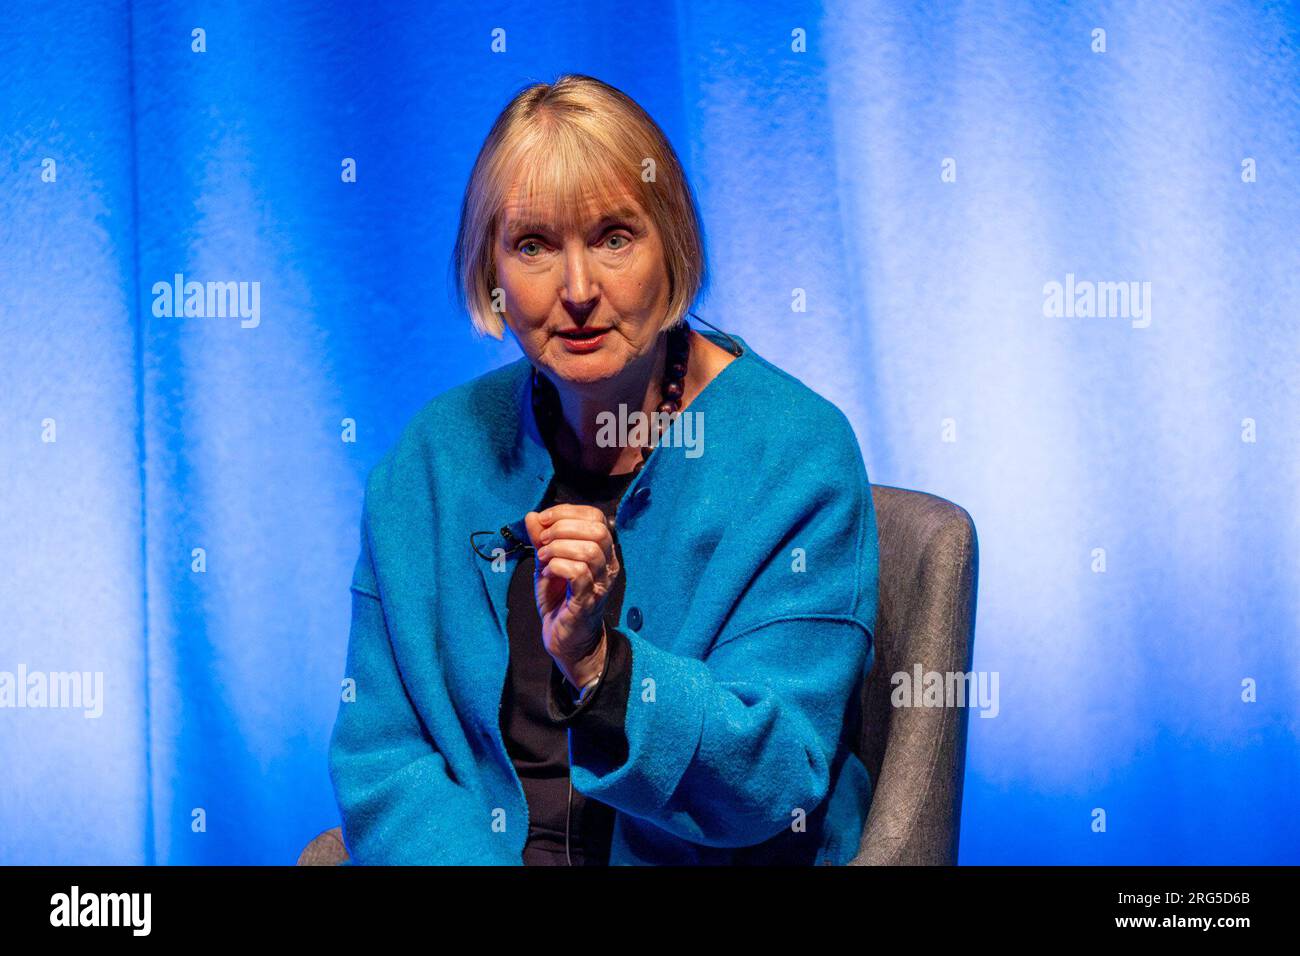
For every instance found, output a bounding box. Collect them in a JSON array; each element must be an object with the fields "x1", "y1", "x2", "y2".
[
  {"x1": 605, "y1": 233, "x2": 630, "y2": 250},
  {"x1": 519, "y1": 240, "x2": 542, "y2": 257}
]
